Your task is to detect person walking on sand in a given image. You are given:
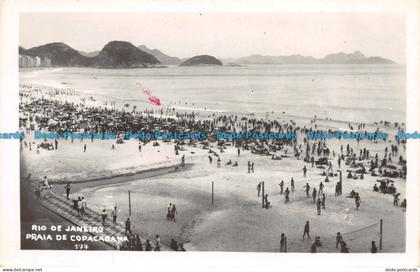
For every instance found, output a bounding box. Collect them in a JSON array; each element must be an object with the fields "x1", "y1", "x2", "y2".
[
  {"x1": 303, "y1": 221, "x2": 310, "y2": 240},
  {"x1": 64, "y1": 182, "x2": 71, "y2": 200},
  {"x1": 303, "y1": 165, "x2": 307, "y2": 177},
  {"x1": 125, "y1": 217, "x2": 133, "y2": 235},
  {"x1": 279, "y1": 180, "x2": 284, "y2": 195},
  {"x1": 83, "y1": 144, "x2": 86, "y2": 152},
  {"x1": 257, "y1": 182, "x2": 261, "y2": 197}
]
